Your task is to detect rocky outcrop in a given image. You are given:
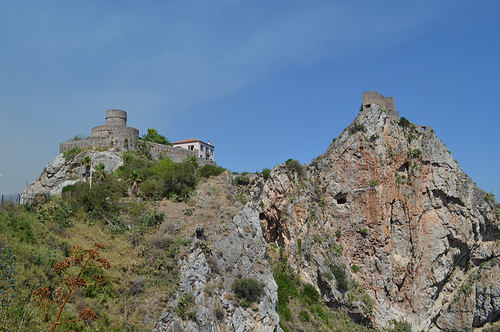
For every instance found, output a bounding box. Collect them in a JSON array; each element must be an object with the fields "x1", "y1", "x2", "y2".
[
  {"x1": 24, "y1": 151, "x2": 123, "y2": 197},
  {"x1": 153, "y1": 206, "x2": 281, "y2": 332},
  {"x1": 259, "y1": 106, "x2": 500, "y2": 331}
]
